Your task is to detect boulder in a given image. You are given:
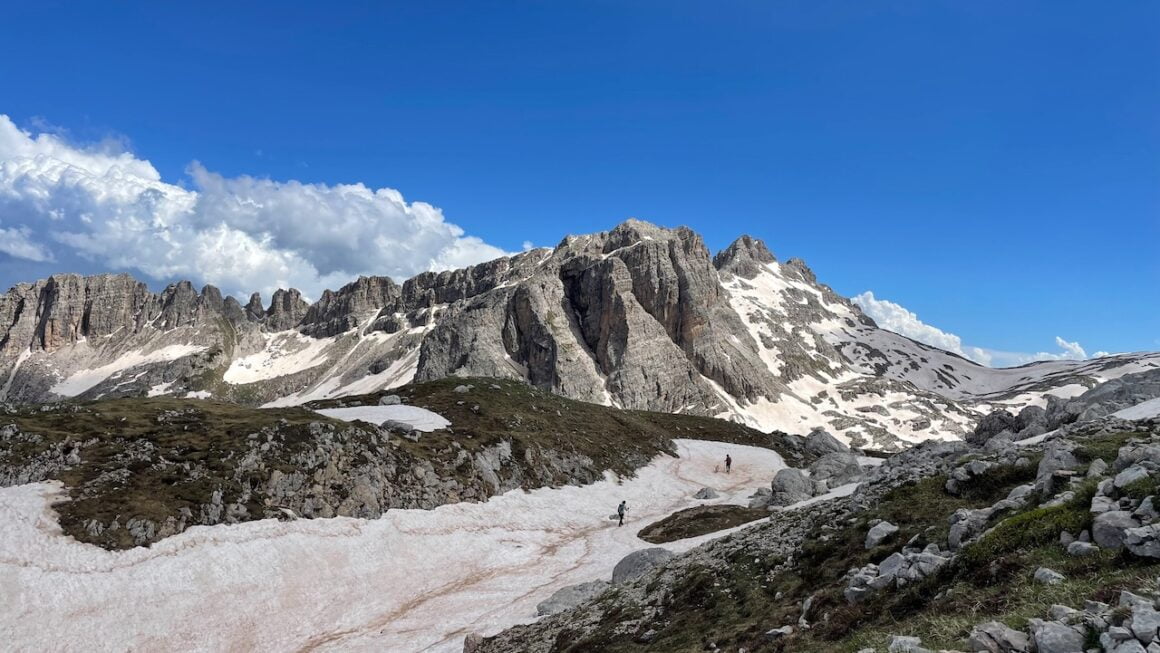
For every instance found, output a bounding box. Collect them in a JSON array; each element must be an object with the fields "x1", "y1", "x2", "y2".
[
  {"x1": 378, "y1": 394, "x2": 402, "y2": 406},
  {"x1": 535, "y1": 580, "x2": 610, "y2": 615},
  {"x1": 1129, "y1": 602, "x2": 1160, "y2": 644},
  {"x1": 809, "y1": 451, "x2": 864, "y2": 486},
  {"x1": 865, "y1": 521, "x2": 900, "y2": 549},
  {"x1": 612, "y1": 548, "x2": 674, "y2": 584},
  {"x1": 1116, "y1": 465, "x2": 1152, "y2": 490},
  {"x1": 748, "y1": 487, "x2": 772, "y2": 509},
  {"x1": 1032, "y1": 621, "x2": 1085, "y2": 653},
  {"x1": 1125, "y1": 524, "x2": 1160, "y2": 559},
  {"x1": 1035, "y1": 443, "x2": 1080, "y2": 494},
  {"x1": 1094, "y1": 511, "x2": 1143, "y2": 550},
  {"x1": 969, "y1": 410, "x2": 1020, "y2": 445},
  {"x1": 1016, "y1": 405, "x2": 1048, "y2": 434},
  {"x1": 967, "y1": 621, "x2": 1033, "y2": 653},
  {"x1": 770, "y1": 468, "x2": 814, "y2": 506},
  {"x1": 1089, "y1": 458, "x2": 1110, "y2": 478},
  {"x1": 804, "y1": 429, "x2": 847, "y2": 457}
]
